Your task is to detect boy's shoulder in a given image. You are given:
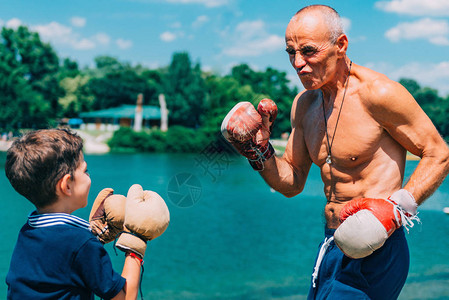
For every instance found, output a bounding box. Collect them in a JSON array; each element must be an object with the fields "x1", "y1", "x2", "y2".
[{"x1": 20, "y1": 212, "x2": 100, "y2": 251}]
